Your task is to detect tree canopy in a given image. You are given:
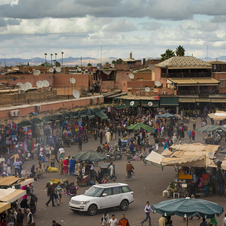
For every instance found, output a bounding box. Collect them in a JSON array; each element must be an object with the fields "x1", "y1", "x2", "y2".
[
  {"x1": 112, "y1": 58, "x2": 123, "y2": 64},
  {"x1": 160, "y1": 49, "x2": 175, "y2": 61},
  {"x1": 55, "y1": 61, "x2": 61, "y2": 67},
  {"x1": 176, "y1": 45, "x2": 185, "y2": 56},
  {"x1": 87, "y1": 63, "x2": 92, "y2": 66}
]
